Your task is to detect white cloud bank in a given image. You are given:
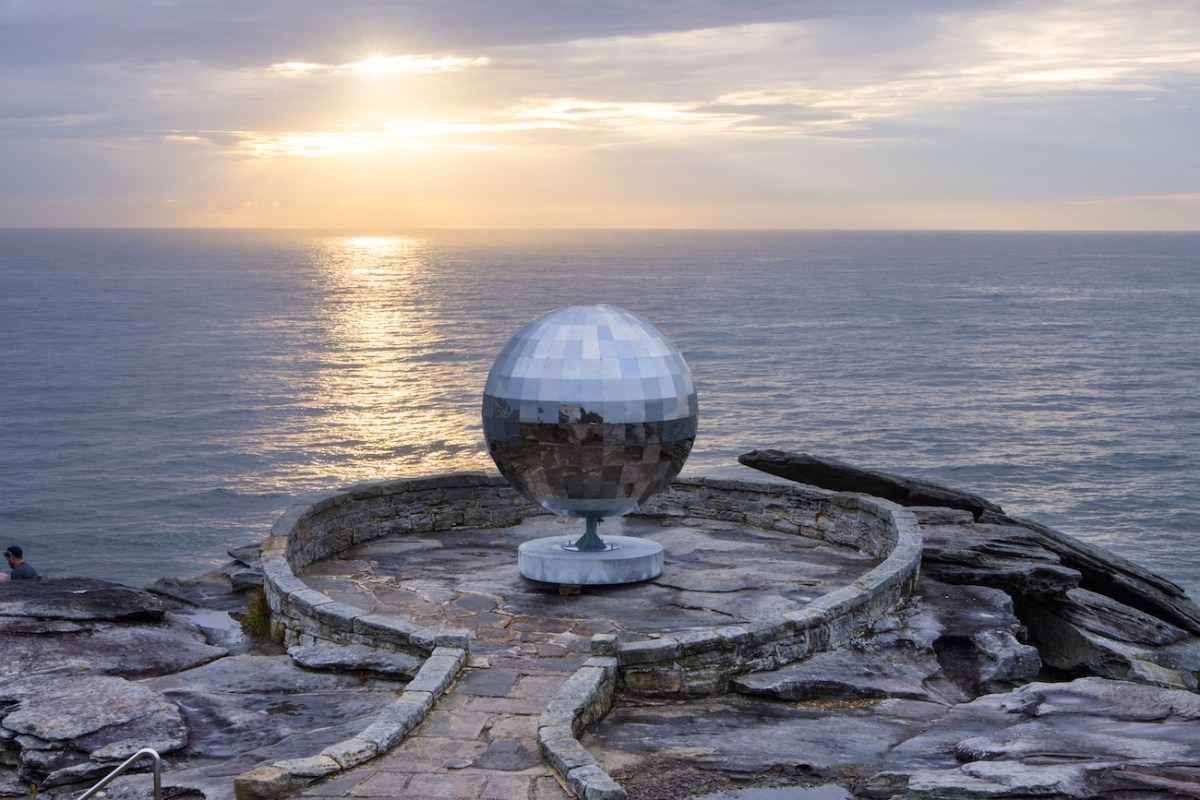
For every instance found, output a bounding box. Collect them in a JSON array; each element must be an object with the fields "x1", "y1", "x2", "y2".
[{"x1": 1, "y1": 0, "x2": 1197, "y2": 228}]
